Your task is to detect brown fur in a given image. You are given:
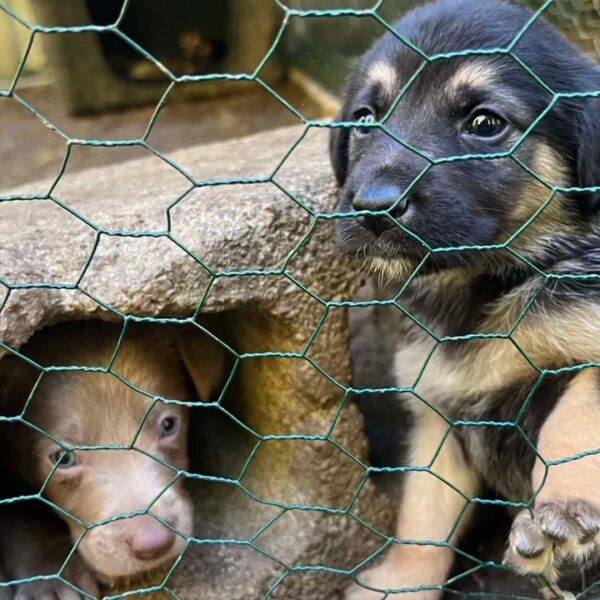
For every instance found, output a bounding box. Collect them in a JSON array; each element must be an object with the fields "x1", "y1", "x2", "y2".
[{"x1": 0, "y1": 320, "x2": 226, "y2": 598}]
